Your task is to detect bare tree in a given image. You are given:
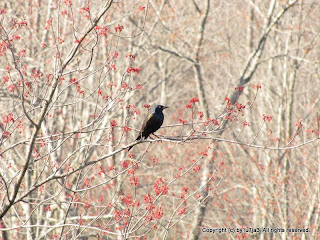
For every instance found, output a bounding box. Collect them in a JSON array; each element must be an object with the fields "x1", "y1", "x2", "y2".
[{"x1": 0, "y1": 0, "x2": 320, "y2": 239}]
